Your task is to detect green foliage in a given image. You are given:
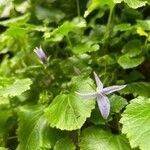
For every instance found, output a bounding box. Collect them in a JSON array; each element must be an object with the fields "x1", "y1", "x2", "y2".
[
  {"x1": 0, "y1": 0, "x2": 150, "y2": 149},
  {"x1": 120, "y1": 82, "x2": 150, "y2": 97},
  {"x1": 45, "y1": 77, "x2": 95, "y2": 130},
  {"x1": 54, "y1": 138, "x2": 76, "y2": 150},
  {"x1": 0, "y1": 78, "x2": 32, "y2": 98},
  {"x1": 120, "y1": 97, "x2": 150, "y2": 150},
  {"x1": 115, "y1": 0, "x2": 149, "y2": 8},
  {"x1": 118, "y1": 55, "x2": 144, "y2": 69},
  {"x1": 109, "y1": 94, "x2": 128, "y2": 113},
  {"x1": 17, "y1": 106, "x2": 51, "y2": 150},
  {"x1": 80, "y1": 127, "x2": 131, "y2": 150}
]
